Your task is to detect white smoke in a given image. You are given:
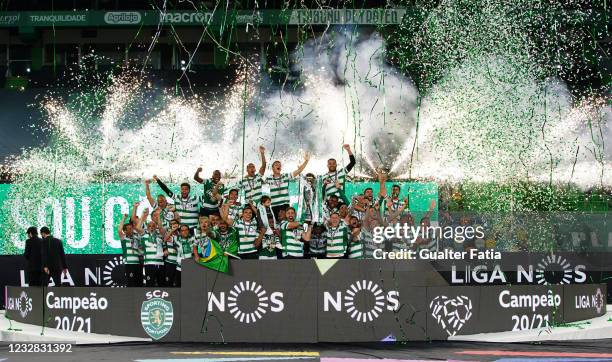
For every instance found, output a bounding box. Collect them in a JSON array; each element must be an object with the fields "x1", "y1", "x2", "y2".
[
  {"x1": 400, "y1": 55, "x2": 612, "y2": 187},
  {"x1": 233, "y1": 31, "x2": 418, "y2": 176},
  {"x1": 17, "y1": 31, "x2": 611, "y2": 189}
]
